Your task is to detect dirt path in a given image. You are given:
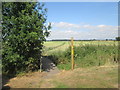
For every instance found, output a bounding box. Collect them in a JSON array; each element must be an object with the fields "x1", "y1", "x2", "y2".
[
  {"x1": 41, "y1": 56, "x2": 60, "y2": 79},
  {"x1": 37, "y1": 56, "x2": 61, "y2": 88},
  {"x1": 3, "y1": 56, "x2": 60, "y2": 88}
]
